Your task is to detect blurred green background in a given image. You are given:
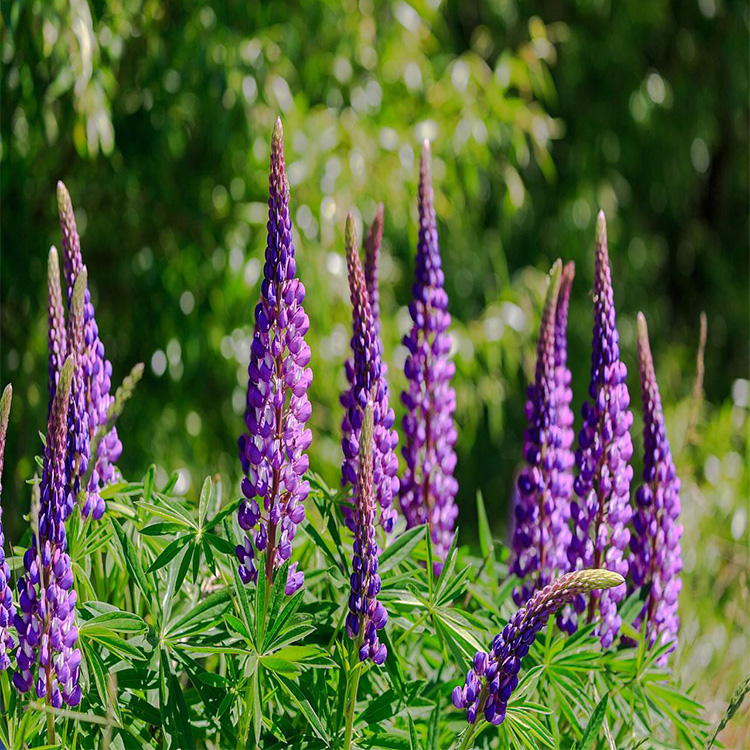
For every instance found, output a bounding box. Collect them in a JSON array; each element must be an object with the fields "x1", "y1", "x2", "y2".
[{"x1": 1, "y1": 0, "x2": 748, "y2": 741}]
